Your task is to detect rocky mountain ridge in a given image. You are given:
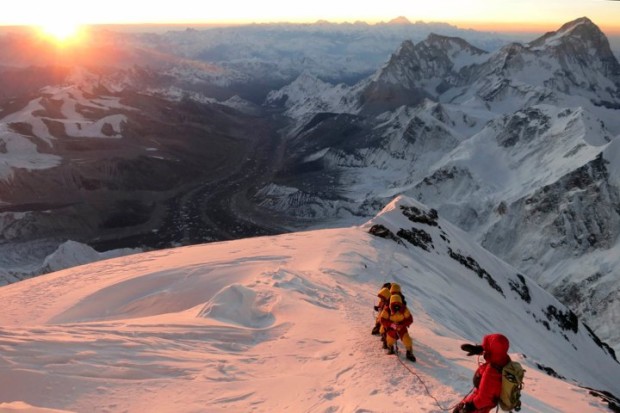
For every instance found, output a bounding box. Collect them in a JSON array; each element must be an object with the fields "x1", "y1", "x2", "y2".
[{"x1": 256, "y1": 17, "x2": 620, "y2": 351}]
